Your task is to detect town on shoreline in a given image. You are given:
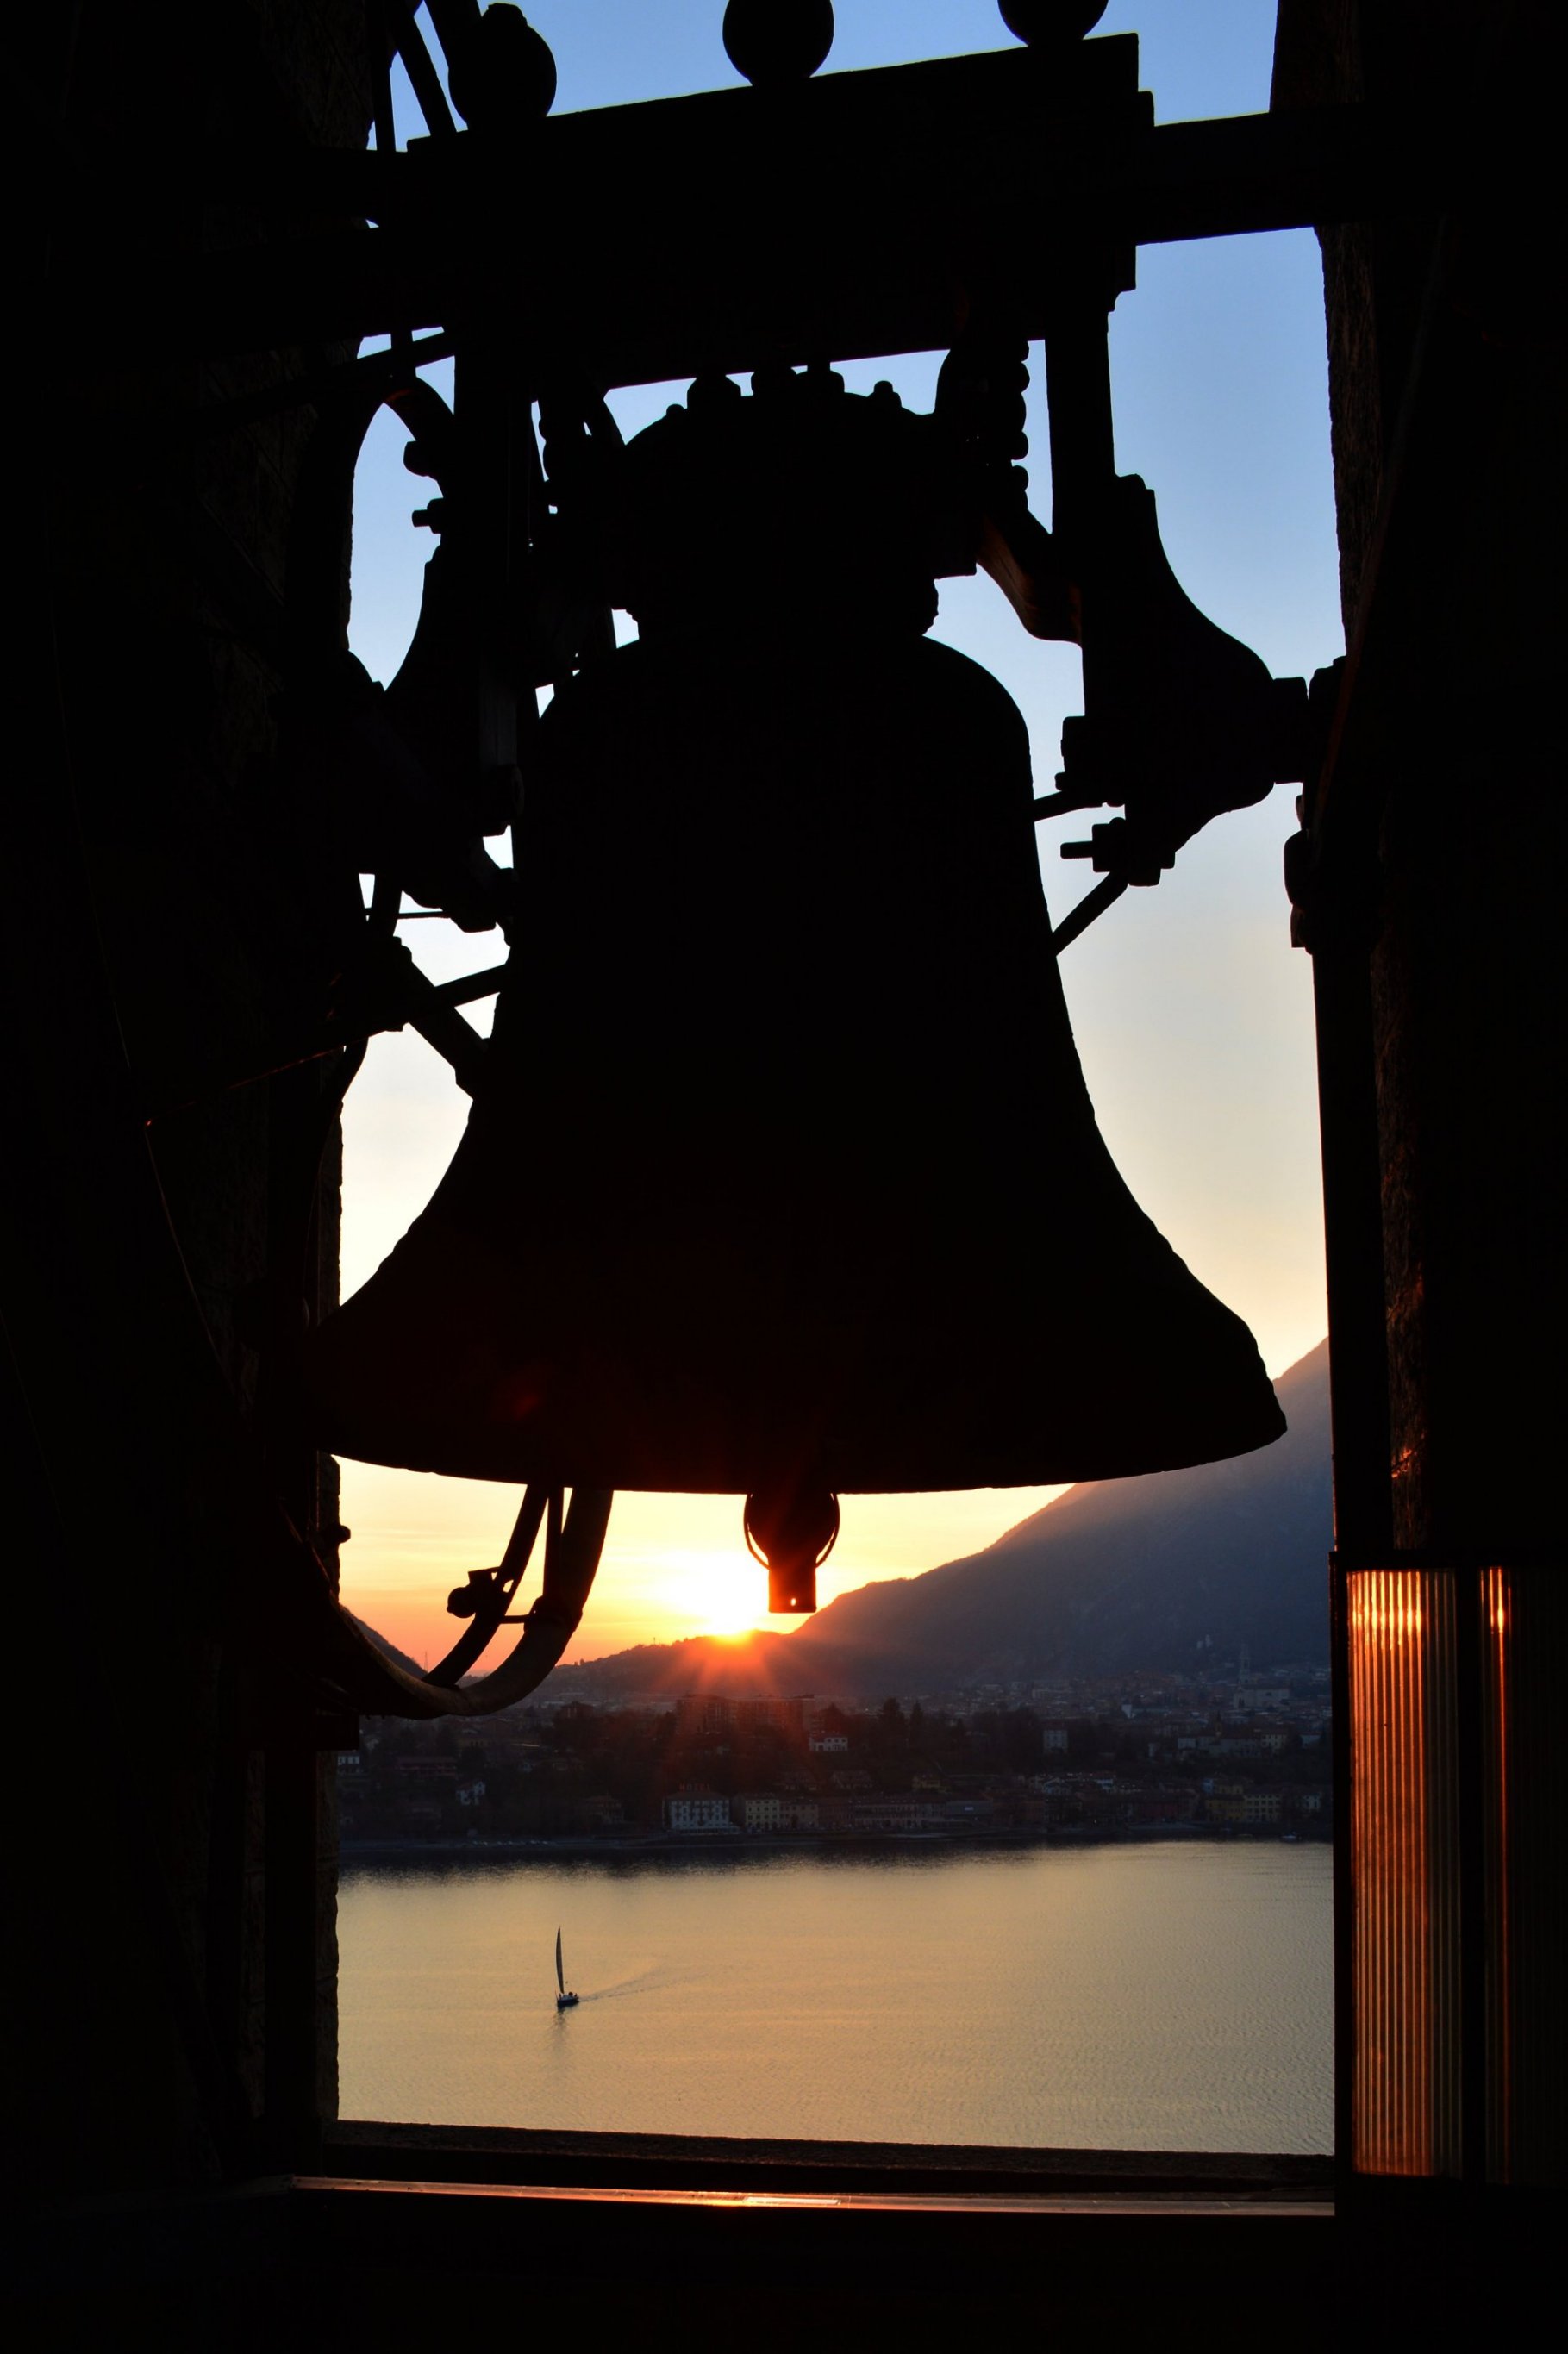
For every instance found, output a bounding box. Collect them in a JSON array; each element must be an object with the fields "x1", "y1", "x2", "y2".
[{"x1": 338, "y1": 1660, "x2": 1333, "y2": 1850}]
